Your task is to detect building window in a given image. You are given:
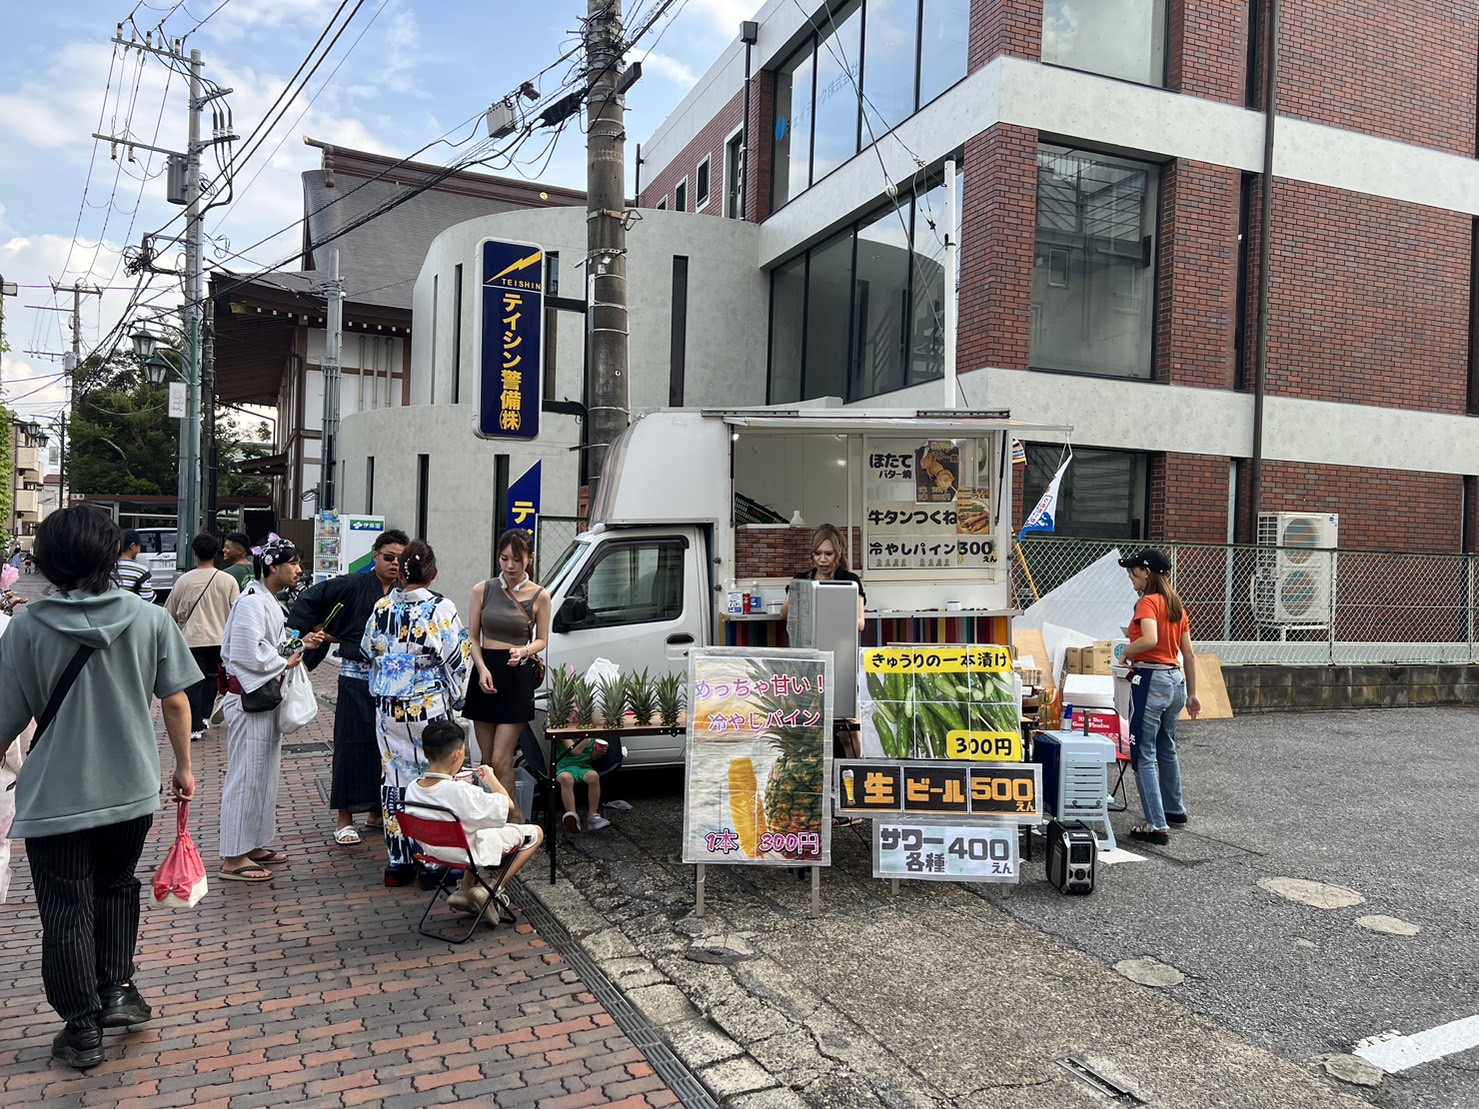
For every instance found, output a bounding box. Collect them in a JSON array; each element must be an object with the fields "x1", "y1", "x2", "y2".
[
  {"x1": 1032, "y1": 144, "x2": 1160, "y2": 379},
  {"x1": 1022, "y1": 445, "x2": 1149, "y2": 539},
  {"x1": 675, "y1": 177, "x2": 688, "y2": 213},
  {"x1": 452, "y1": 263, "x2": 463, "y2": 404},
  {"x1": 695, "y1": 157, "x2": 711, "y2": 209},
  {"x1": 416, "y1": 453, "x2": 430, "y2": 539},
  {"x1": 766, "y1": 165, "x2": 960, "y2": 403},
  {"x1": 1042, "y1": 0, "x2": 1167, "y2": 86},
  {"x1": 657, "y1": 196, "x2": 668, "y2": 211},
  {"x1": 725, "y1": 133, "x2": 744, "y2": 218},
  {"x1": 429, "y1": 273, "x2": 439, "y2": 404},
  {"x1": 366, "y1": 456, "x2": 375, "y2": 513},
  {"x1": 772, "y1": 0, "x2": 967, "y2": 211}
]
